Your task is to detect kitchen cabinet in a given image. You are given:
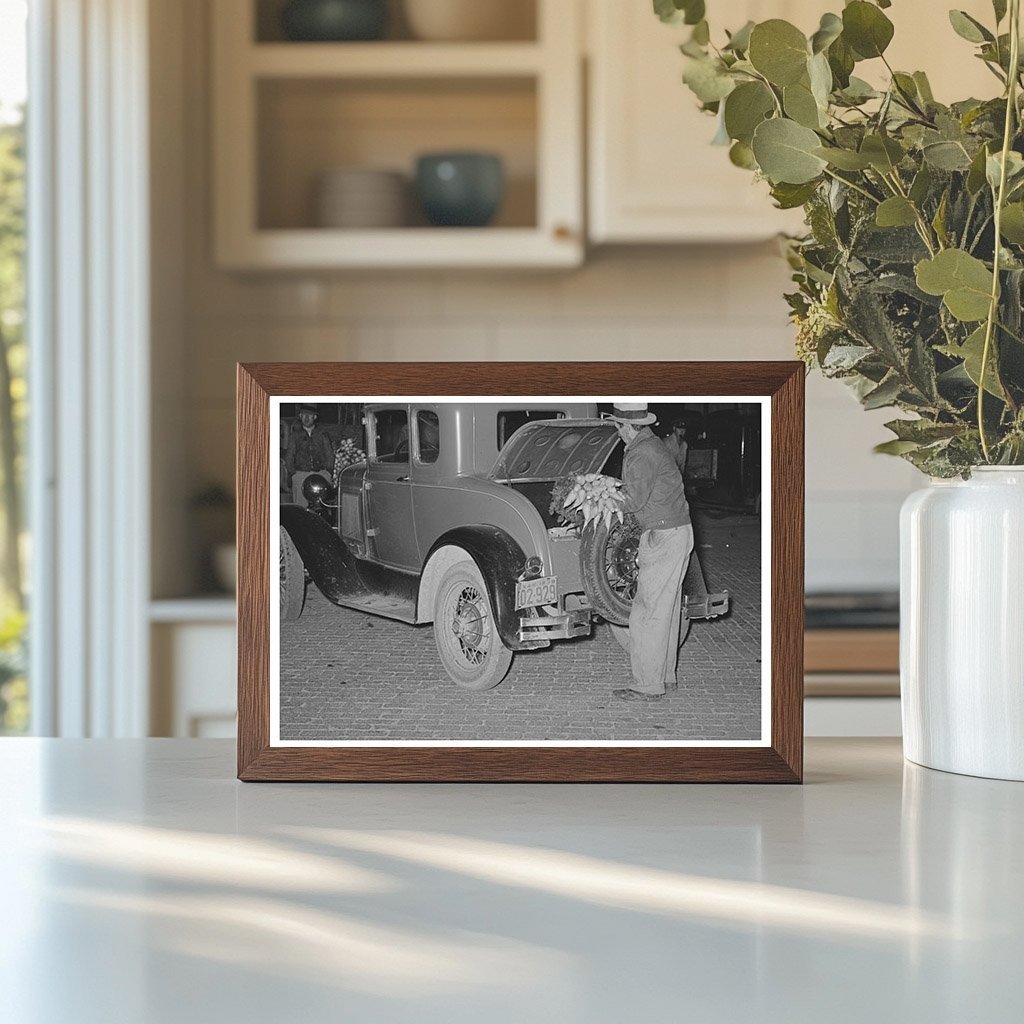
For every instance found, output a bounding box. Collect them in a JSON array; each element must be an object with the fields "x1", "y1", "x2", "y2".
[
  {"x1": 212, "y1": 0, "x2": 583, "y2": 269},
  {"x1": 587, "y1": 0, "x2": 999, "y2": 244}
]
